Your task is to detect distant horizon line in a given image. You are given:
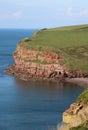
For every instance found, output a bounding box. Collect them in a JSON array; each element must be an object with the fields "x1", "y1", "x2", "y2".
[
  {"x1": 0, "y1": 27, "x2": 47, "y2": 30},
  {"x1": 0, "y1": 23, "x2": 88, "y2": 30}
]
